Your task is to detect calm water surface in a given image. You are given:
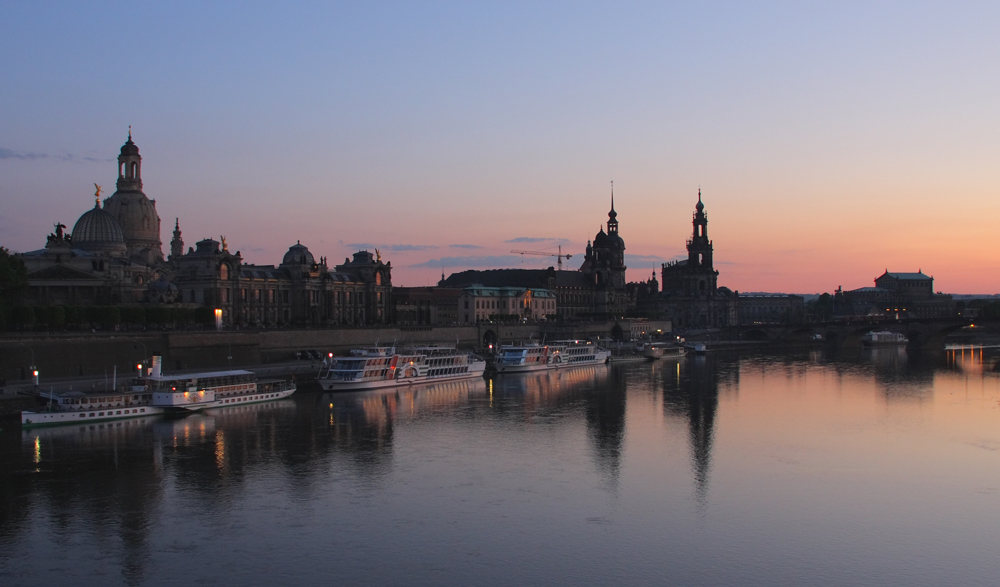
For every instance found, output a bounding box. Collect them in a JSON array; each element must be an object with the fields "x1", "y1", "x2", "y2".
[{"x1": 2, "y1": 347, "x2": 999, "y2": 586}]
